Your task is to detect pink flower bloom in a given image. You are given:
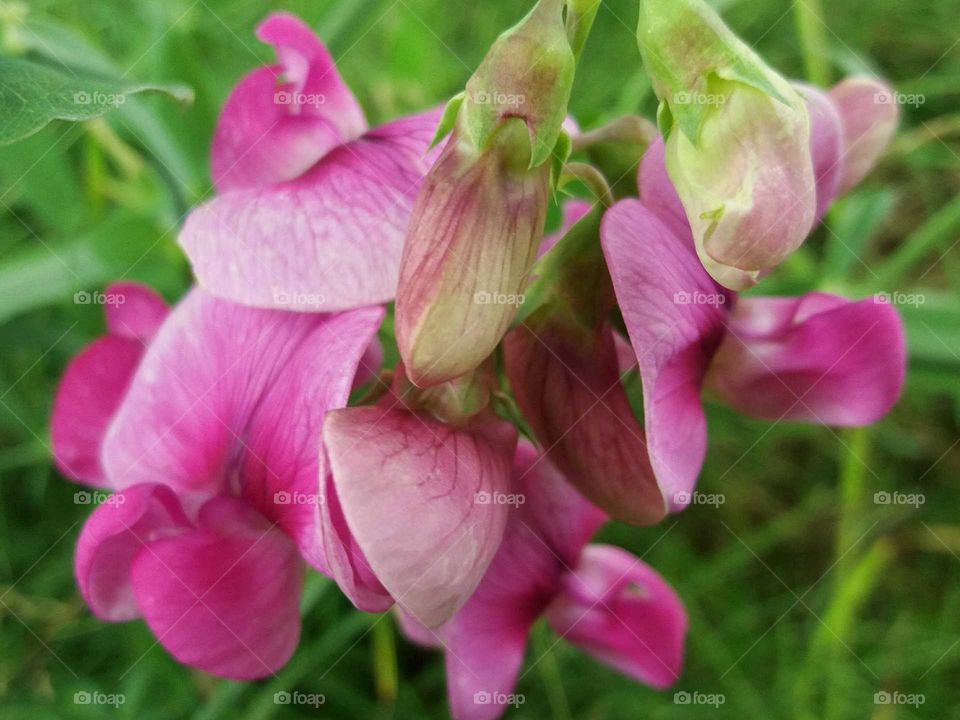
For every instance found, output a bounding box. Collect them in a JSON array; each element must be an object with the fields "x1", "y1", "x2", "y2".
[
  {"x1": 399, "y1": 442, "x2": 687, "y2": 720},
  {"x1": 319, "y1": 367, "x2": 518, "y2": 628},
  {"x1": 52, "y1": 282, "x2": 383, "y2": 678},
  {"x1": 179, "y1": 12, "x2": 442, "y2": 313}
]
